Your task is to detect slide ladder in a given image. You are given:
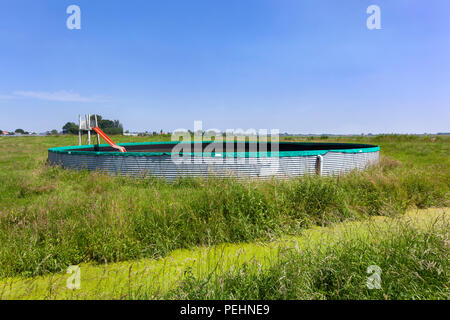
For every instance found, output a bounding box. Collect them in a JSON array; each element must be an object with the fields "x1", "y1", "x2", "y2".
[{"x1": 91, "y1": 127, "x2": 127, "y2": 153}]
